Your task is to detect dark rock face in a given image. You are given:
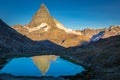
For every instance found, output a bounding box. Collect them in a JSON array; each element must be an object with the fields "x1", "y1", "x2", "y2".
[{"x1": 0, "y1": 19, "x2": 32, "y2": 53}]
